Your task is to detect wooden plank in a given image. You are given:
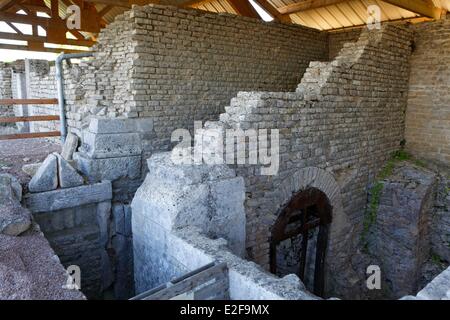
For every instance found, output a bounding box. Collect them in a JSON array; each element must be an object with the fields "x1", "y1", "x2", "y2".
[
  {"x1": 278, "y1": 0, "x2": 347, "y2": 15},
  {"x1": 0, "y1": 31, "x2": 95, "y2": 46},
  {"x1": 383, "y1": 0, "x2": 443, "y2": 19},
  {"x1": 0, "y1": 115, "x2": 60, "y2": 123},
  {"x1": 0, "y1": 131, "x2": 61, "y2": 140},
  {"x1": 0, "y1": 11, "x2": 50, "y2": 26},
  {"x1": 227, "y1": 0, "x2": 260, "y2": 18},
  {"x1": 0, "y1": 0, "x2": 19, "y2": 11},
  {"x1": 253, "y1": 0, "x2": 291, "y2": 22},
  {"x1": 142, "y1": 262, "x2": 228, "y2": 300},
  {"x1": 0, "y1": 43, "x2": 88, "y2": 53},
  {"x1": 194, "y1": 277, "x2": 229, "y2": 300},
  {"x1": 0, "y1": 99, "x2": 58, "y2": 105}
]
